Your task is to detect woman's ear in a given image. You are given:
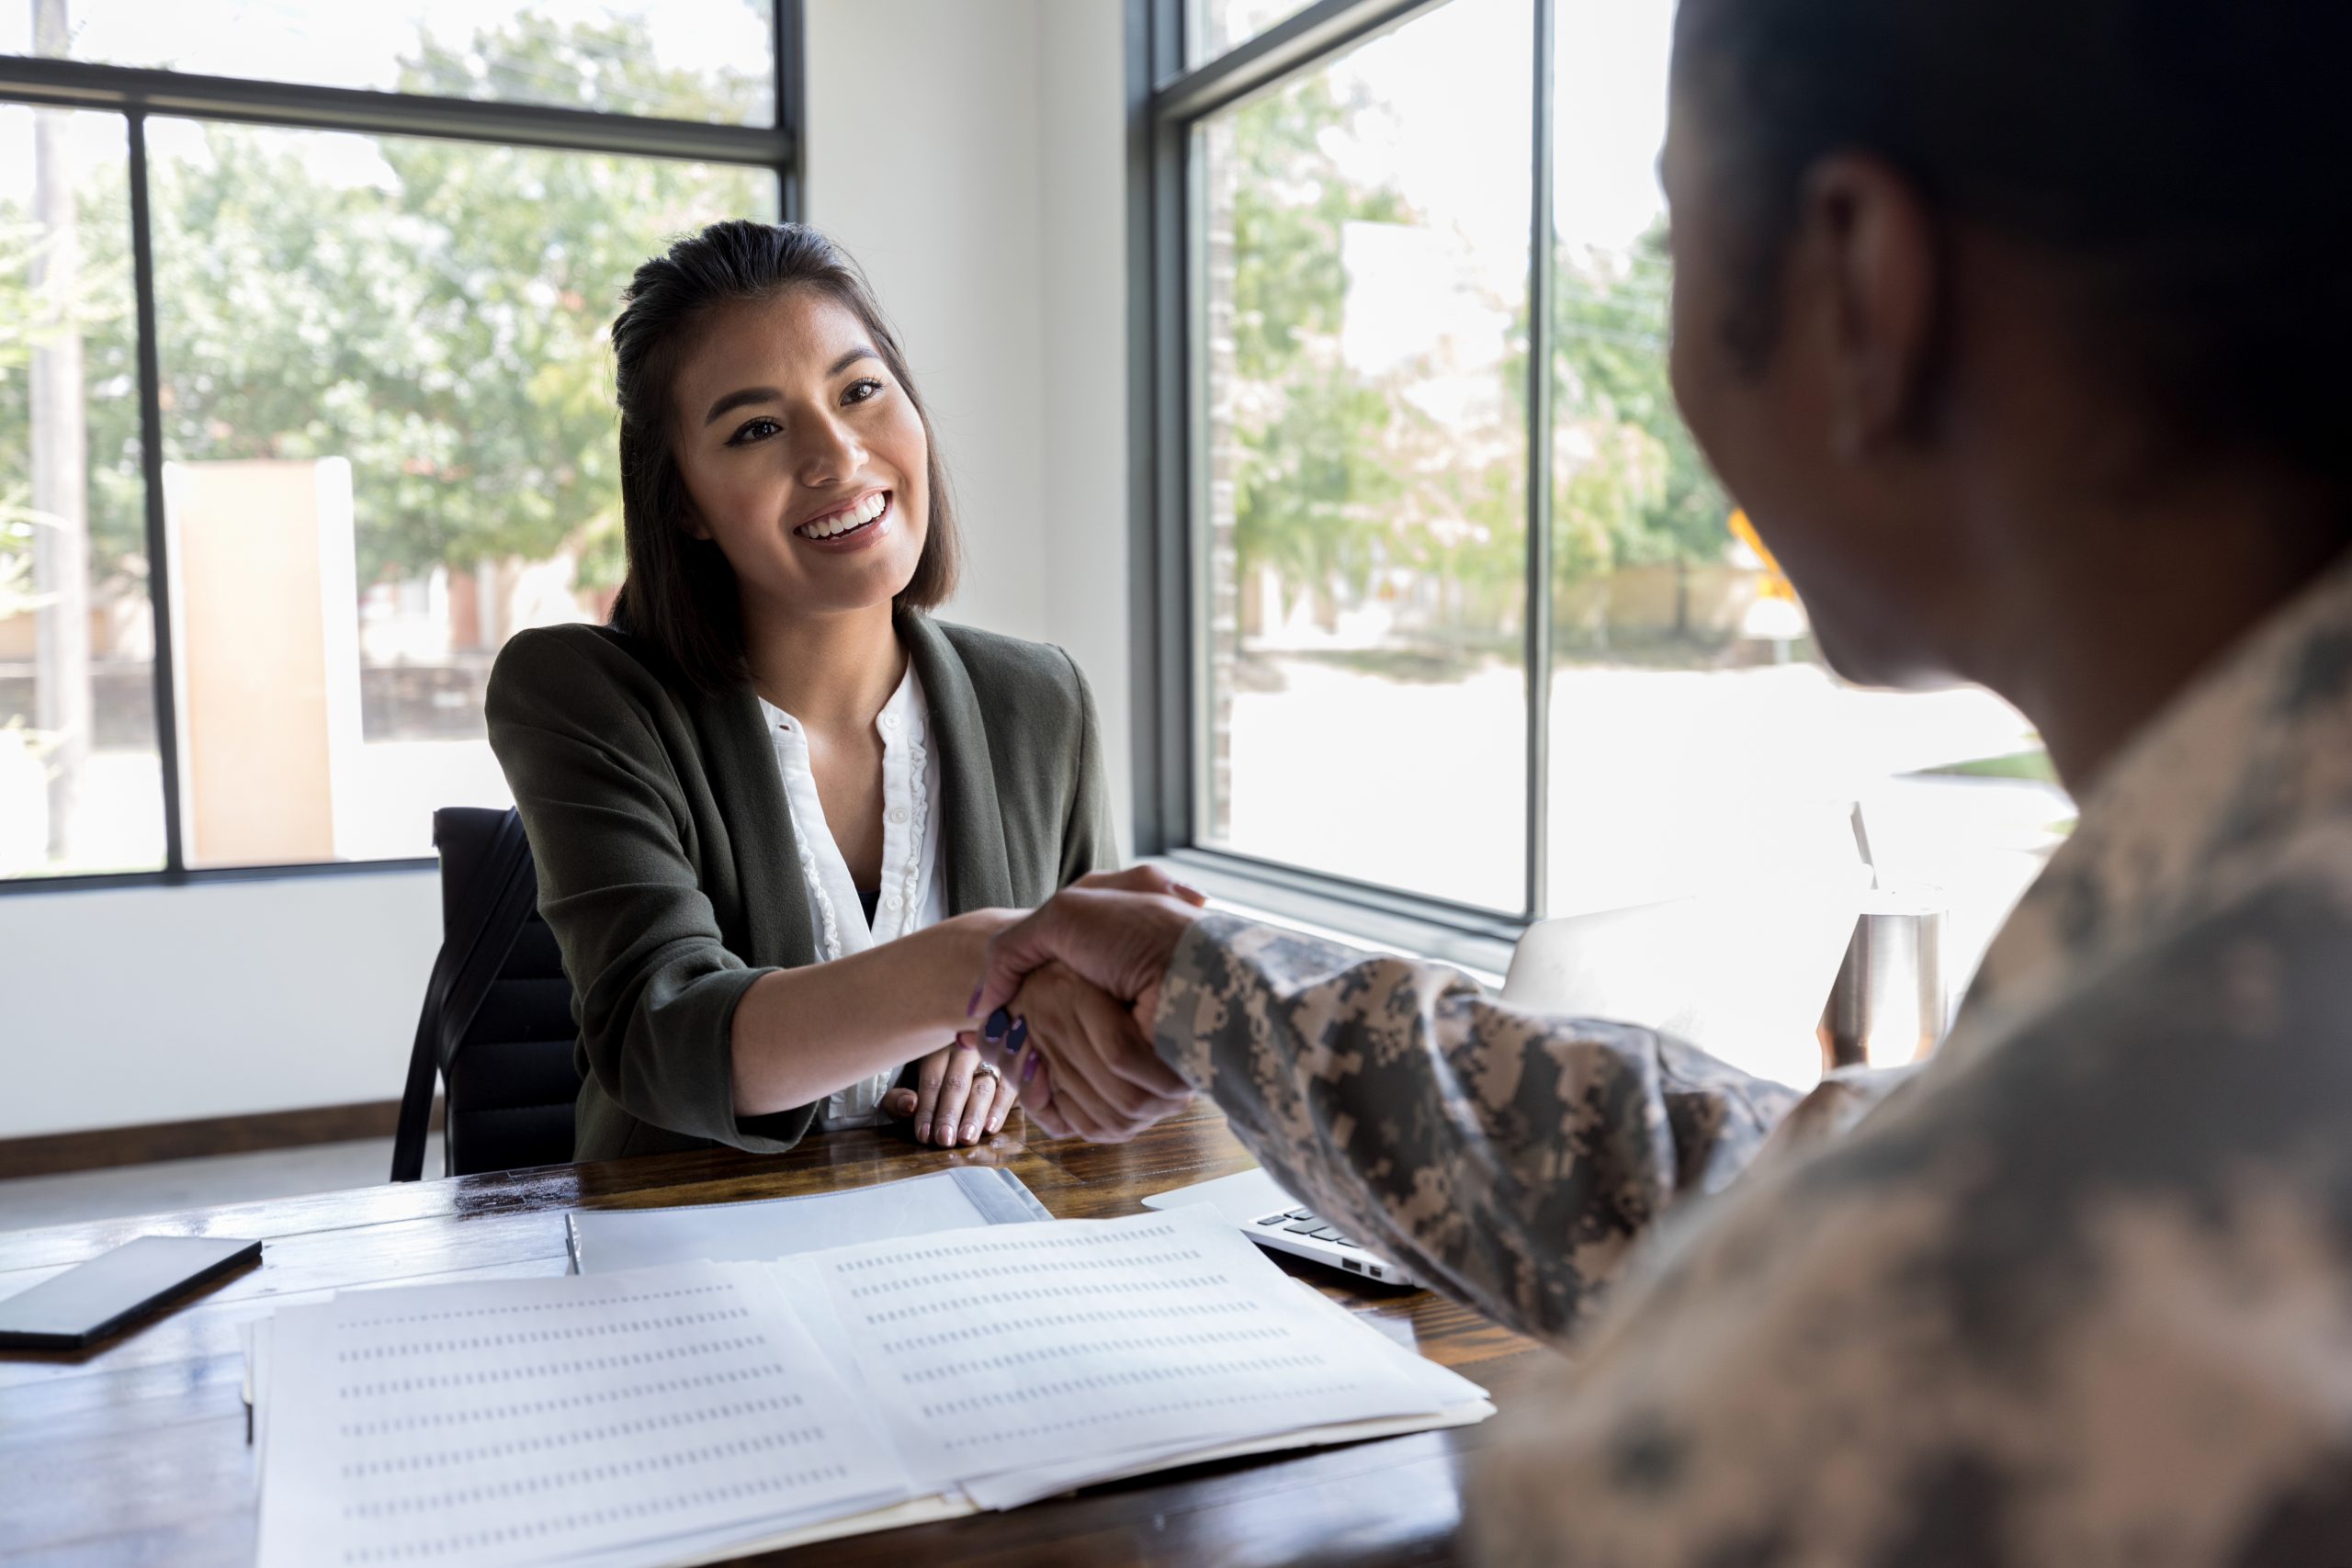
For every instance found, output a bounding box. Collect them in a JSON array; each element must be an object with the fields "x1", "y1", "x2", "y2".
[{"x1": 678, "y1": 502, "x2": 714, "y2": 543}]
